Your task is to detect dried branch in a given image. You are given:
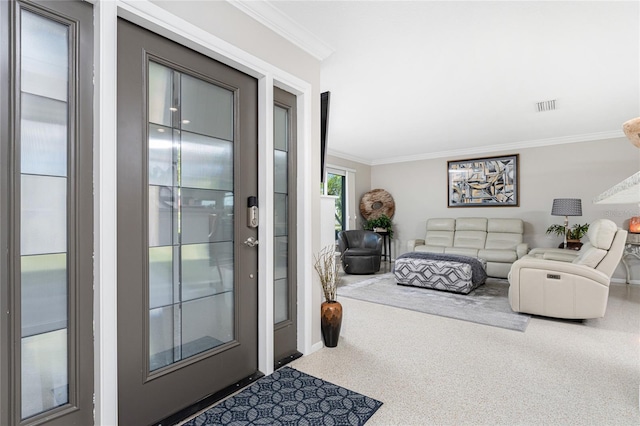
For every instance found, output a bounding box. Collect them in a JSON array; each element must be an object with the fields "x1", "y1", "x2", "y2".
[{"x1": 313, "y1": 245, "x2": 340, "y2": 302}]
